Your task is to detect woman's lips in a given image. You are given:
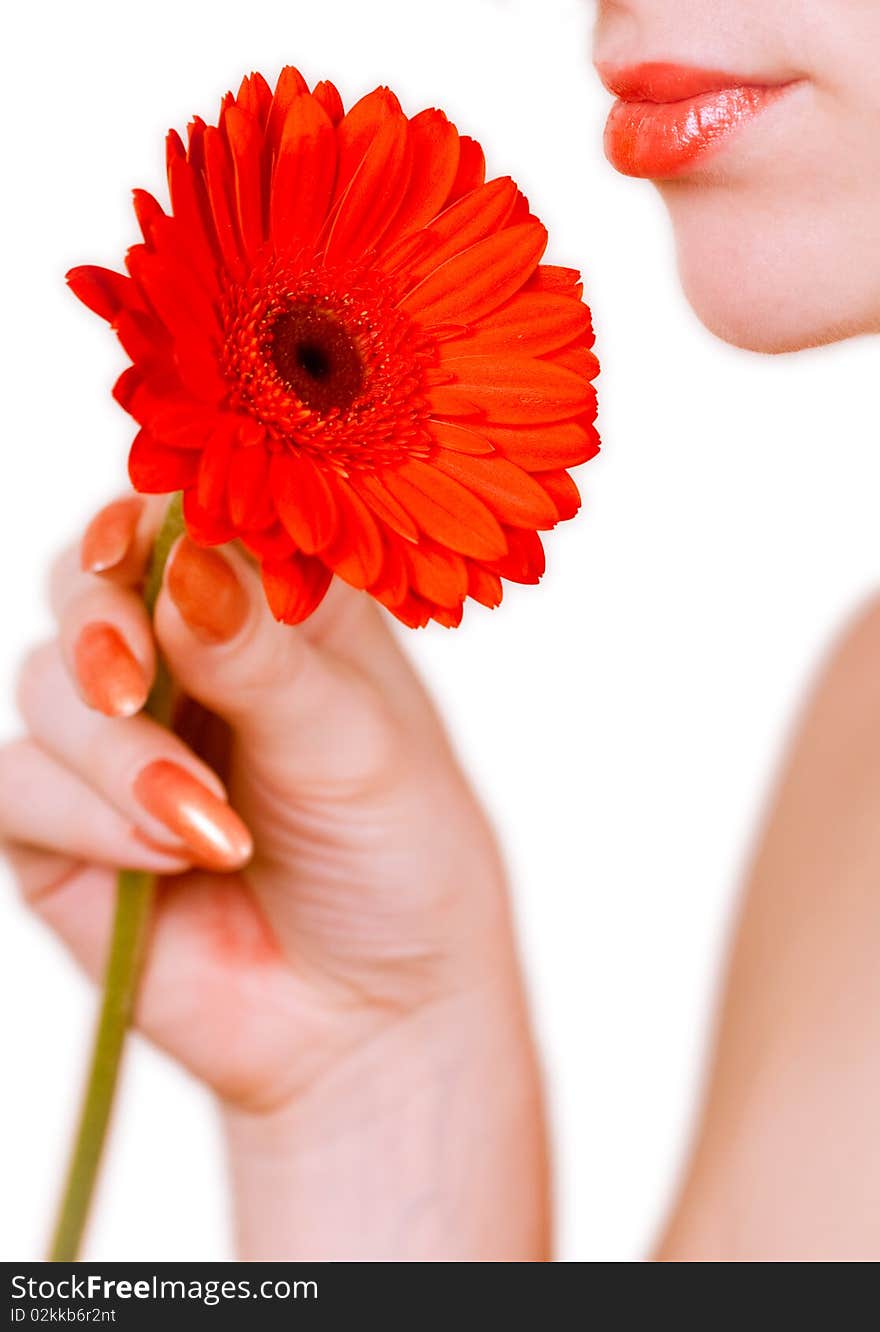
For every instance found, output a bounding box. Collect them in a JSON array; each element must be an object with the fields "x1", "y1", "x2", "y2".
[{"x1": 598, "y1": 62, "x2": 794, "y2": 178}]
